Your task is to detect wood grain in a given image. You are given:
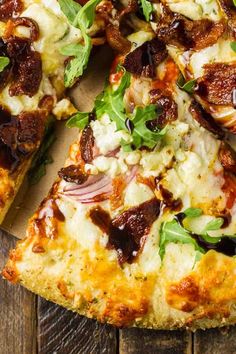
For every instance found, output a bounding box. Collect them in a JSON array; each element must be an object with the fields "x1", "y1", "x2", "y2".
[
  {"x1": 194, "y1": 327, "x2": 236, "y2": 354},
  {"x1": 38, "y1": 297, "x2": 117, "y2": 354},
  {"x1": 0, "y1": 230, "x2": 37, "y2": 354},
  {"x1": 120, "y1": 328, "x2": 192, "y2": 354}
]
